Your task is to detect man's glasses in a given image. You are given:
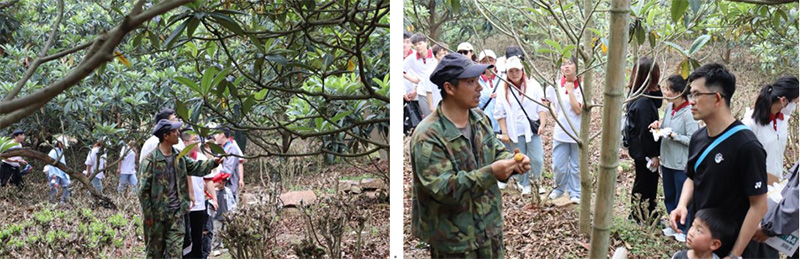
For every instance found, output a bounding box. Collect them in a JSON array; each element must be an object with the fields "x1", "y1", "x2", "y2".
[
  {"x1": 688, "y1": 91, "x2": 722, "y2": 101},
  {"x1": 458, "y1": 50, "x2": 472, "y2": 55}
]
